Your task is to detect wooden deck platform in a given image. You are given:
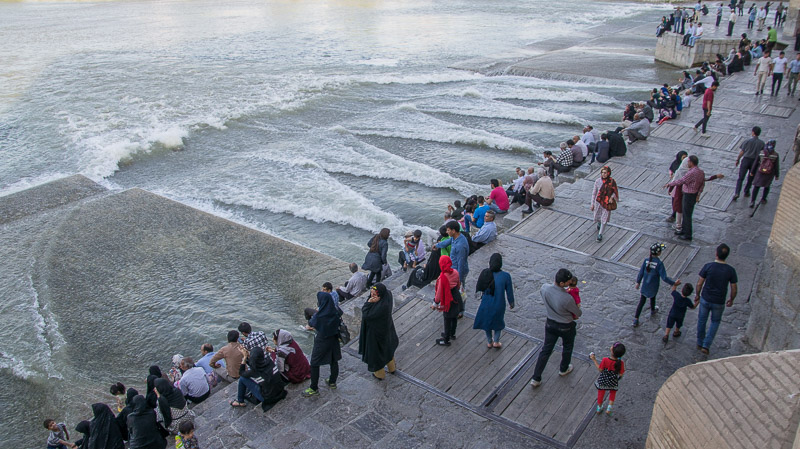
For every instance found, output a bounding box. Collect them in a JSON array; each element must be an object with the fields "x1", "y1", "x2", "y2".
[
  {"x1": 714, "y1": 97, "x2": 795, "y2": 118},
  {"x1": 586, "y1": 161, "x2": 734, "y2": 211},
  {"x1": 344, "y1": 298, "x2": 597, "y2": 448},
  {"x1": 650, "y1": 122, "x2": 741, "y2": 151},
  {"x1": 508, "y1": 208, "x2": 698, "y2": 274}
]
